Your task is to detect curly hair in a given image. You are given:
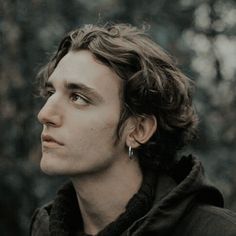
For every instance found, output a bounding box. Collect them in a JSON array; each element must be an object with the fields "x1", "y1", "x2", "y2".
[{"x1": 38, "y1": 23, "x2": 198, "y2": 170}]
